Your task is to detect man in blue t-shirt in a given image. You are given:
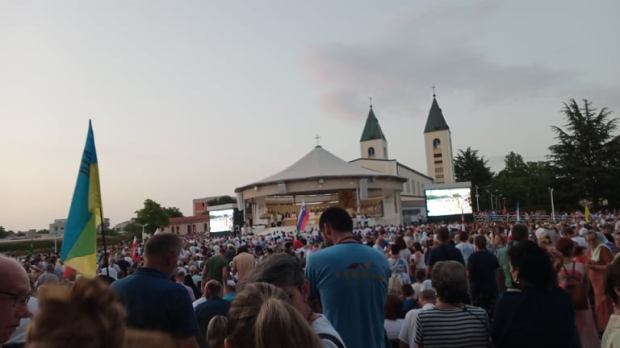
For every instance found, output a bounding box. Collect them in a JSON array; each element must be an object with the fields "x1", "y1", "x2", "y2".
[
  {"x1": 112, "y1": 233, "x2": 199, "y2": 348},
  {"x1": 306, "y1": 207, "x2": 391, "y2": 348}
]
